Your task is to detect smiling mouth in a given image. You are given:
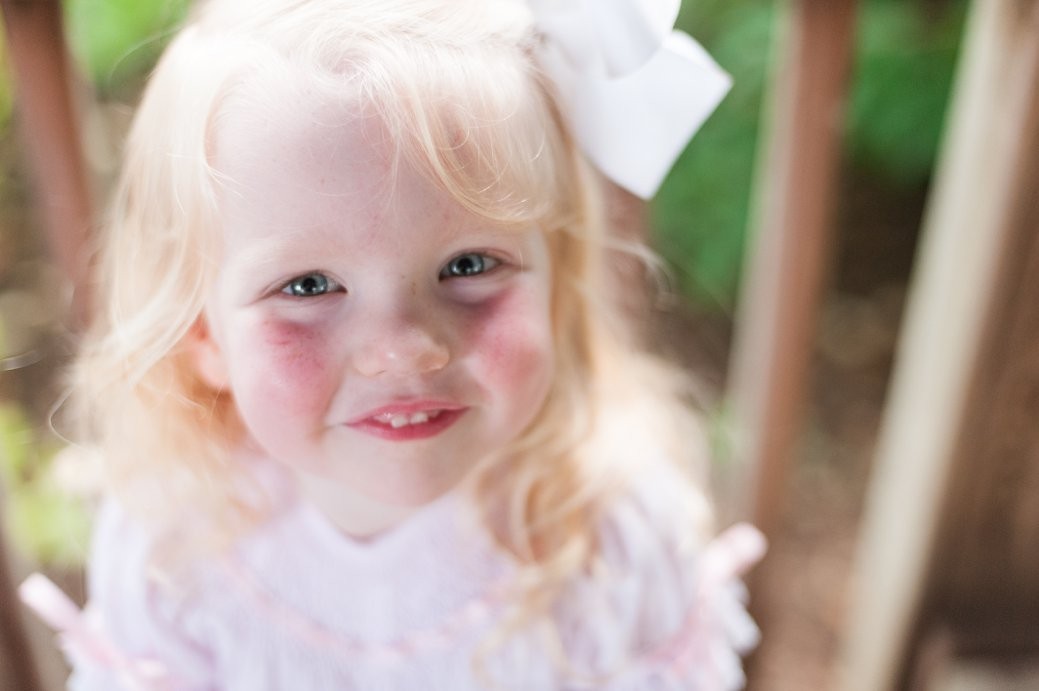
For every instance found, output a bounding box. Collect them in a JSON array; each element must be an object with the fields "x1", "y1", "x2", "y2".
[
  {"x1": 348, "y1": 405, "x2": 466, "y2": 440},
  {"x1": 372, "y1": 410, "x2": 443, "y2": 429}
]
